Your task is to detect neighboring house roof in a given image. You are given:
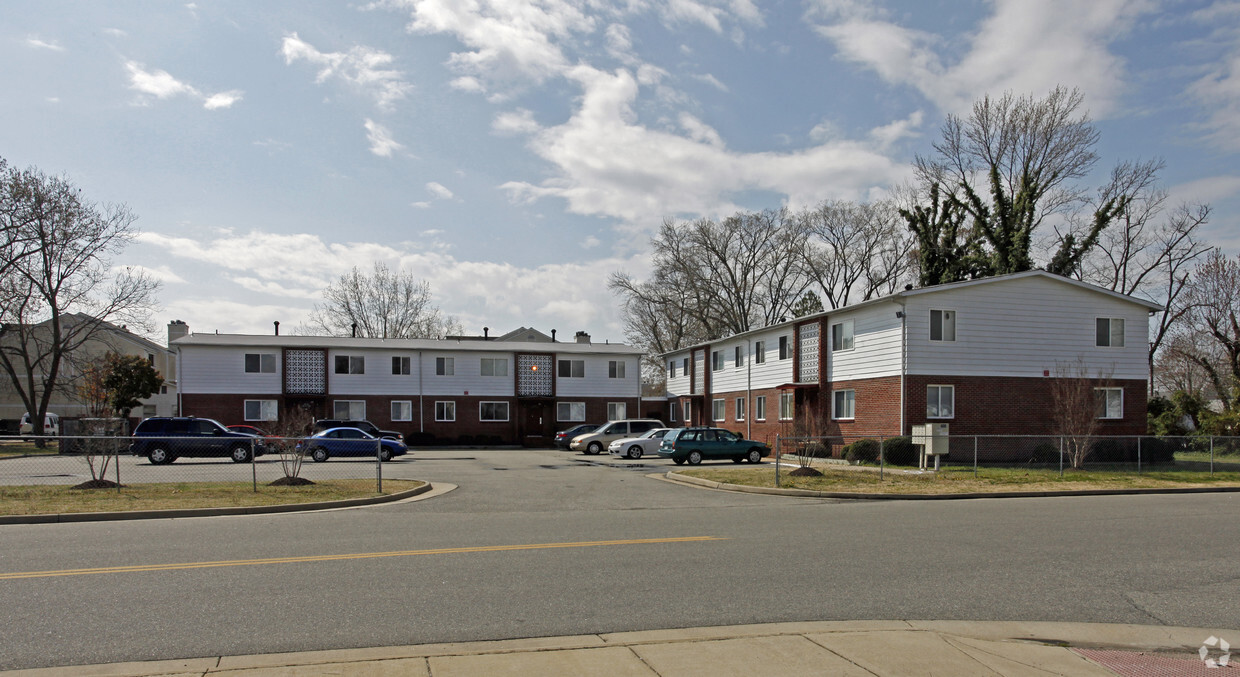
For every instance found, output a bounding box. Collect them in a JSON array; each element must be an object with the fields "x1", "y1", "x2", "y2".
[
  {"x1": 495, "y1": 327, "x2": 554, "y2": 342},
  {"x1": 659, "y1": 270, "x2": 1165, "y2": 357},
  {"x1": 173, "y1": 333, "x2": 643, "y2": 355}
]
